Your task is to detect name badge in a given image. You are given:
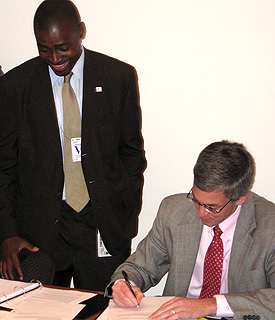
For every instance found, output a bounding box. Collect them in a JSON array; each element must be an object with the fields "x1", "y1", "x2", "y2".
[
  {"x1": 71, "y1": 137, "x2": 82, "y2": 162},
  {"x1": 97, "y1": 229, "x2": 112, "y2": 257}
]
